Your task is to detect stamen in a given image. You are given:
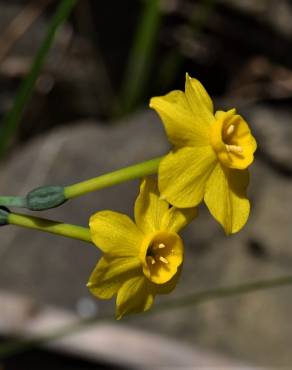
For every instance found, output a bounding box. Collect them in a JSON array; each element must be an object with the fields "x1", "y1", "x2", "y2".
[
  {"x1": 159, "y1": 256, "x2": 169, "y2": 264},
  {"x1": 226, "y1": 124, "x2": 235, "y2": 136},
  {"x1": 225, "y1": 144, "x2": 243, "y2": 154},
  {"x1": 158, "y1": 243, "x2": 166, "y2": 249},
  {"x1": 147, "y1": 256, "x2": 156, "y2": 265}
]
